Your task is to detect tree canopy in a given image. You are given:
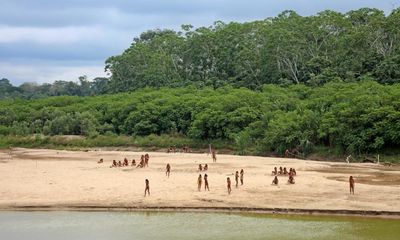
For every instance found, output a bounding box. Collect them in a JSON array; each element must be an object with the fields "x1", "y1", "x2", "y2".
[
  {"x1": 1, "y1": 81, "x2": 399, "y2": 156},
  {"x1": 105, "y1": 8, "x2": 400, "y2": 91}
]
